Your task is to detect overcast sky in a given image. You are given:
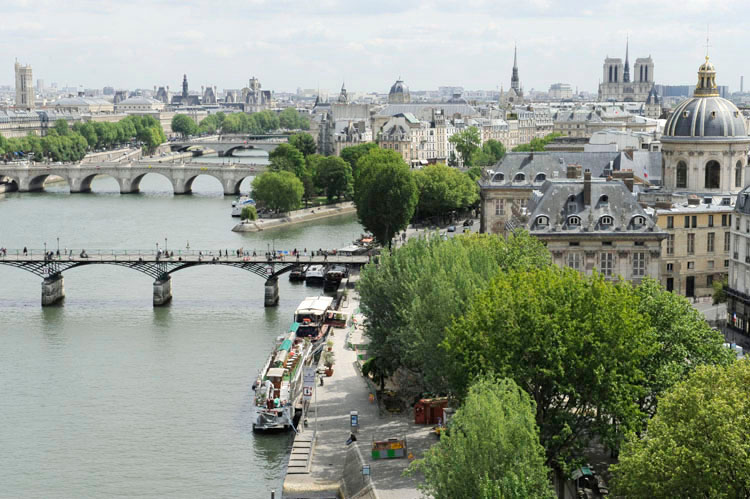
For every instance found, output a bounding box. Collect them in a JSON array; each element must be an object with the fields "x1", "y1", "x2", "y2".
[{"x1": 2, "y1": 0, "x2": 748, "y2": 94}]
